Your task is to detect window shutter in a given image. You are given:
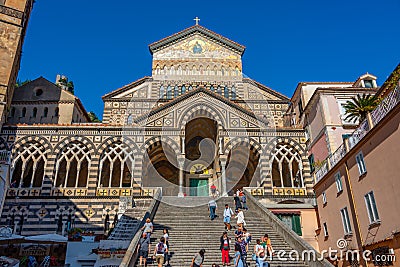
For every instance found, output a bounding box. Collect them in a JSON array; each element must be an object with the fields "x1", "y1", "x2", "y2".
[{"x1": 292, "y1": 215, "x2": 302, "y2": 236}]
